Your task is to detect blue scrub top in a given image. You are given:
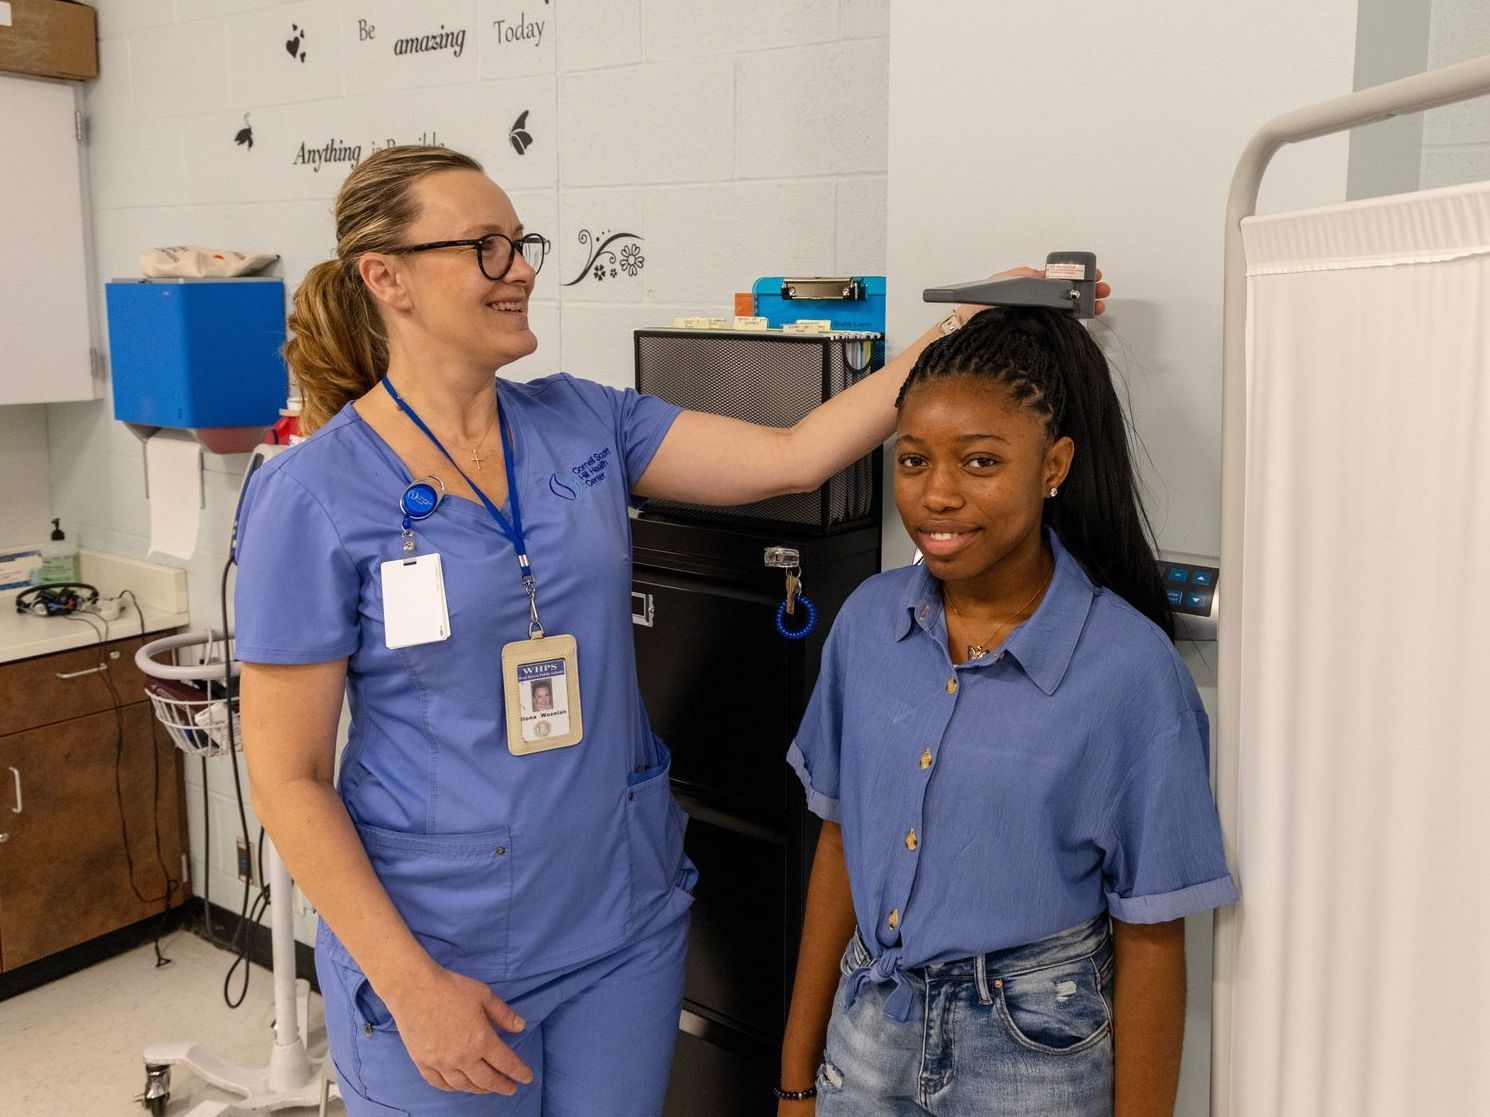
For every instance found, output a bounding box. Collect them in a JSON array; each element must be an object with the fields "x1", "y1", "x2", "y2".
[
  {"x1": 234, "y1": 373, "x2": 693, "y2": 982},
  {"x1": 788, "y1": 530, "x2": 1238, "y2": 1021}
]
